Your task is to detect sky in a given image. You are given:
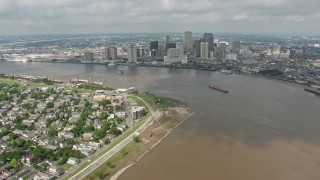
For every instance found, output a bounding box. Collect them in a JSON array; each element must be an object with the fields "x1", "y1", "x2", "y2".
[{"x1": 0, "y1": 0, "x2": 319, "y2": 35}]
